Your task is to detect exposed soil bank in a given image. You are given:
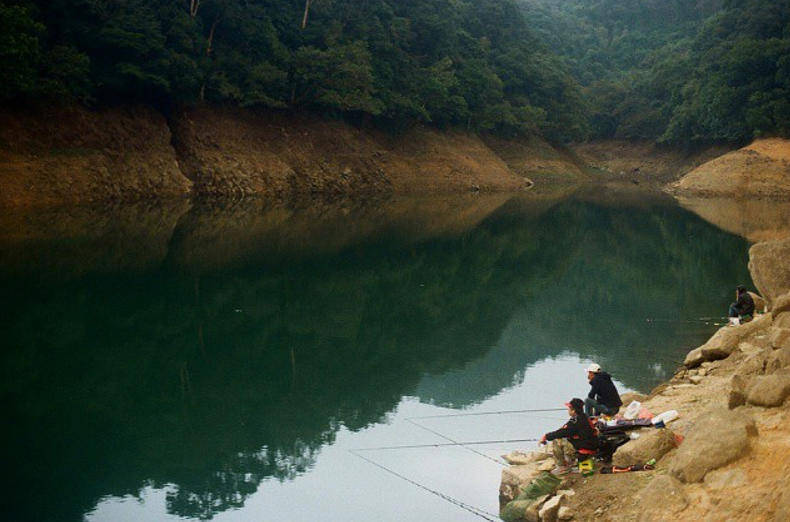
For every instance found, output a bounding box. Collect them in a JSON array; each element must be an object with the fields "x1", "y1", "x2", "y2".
[
  {"x1": 569, "y1": 140, "x2": 729, "y2": 184},
  {"x1": 1, "y1": 105, "x2": 554, "y2": 206},
  {"x1": 0, "y1": 106, "x2": 191, "y2": 206},
  {"x1": 671, "y1": 138, "x2": 790, "y2": 198},
  {"x1": 499, "y1": 234, "x2": 790, "y2": 521}
]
